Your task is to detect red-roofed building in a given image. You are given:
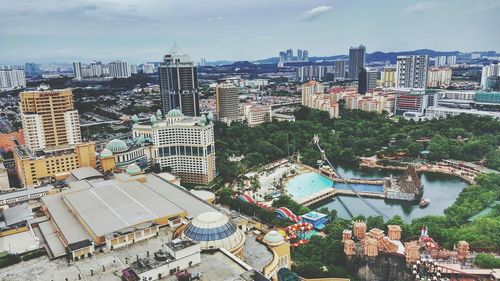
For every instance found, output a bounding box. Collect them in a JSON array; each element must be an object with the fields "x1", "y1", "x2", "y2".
[{"x1": 0, "y1": 130, "x2": 24, "y2": 152}]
